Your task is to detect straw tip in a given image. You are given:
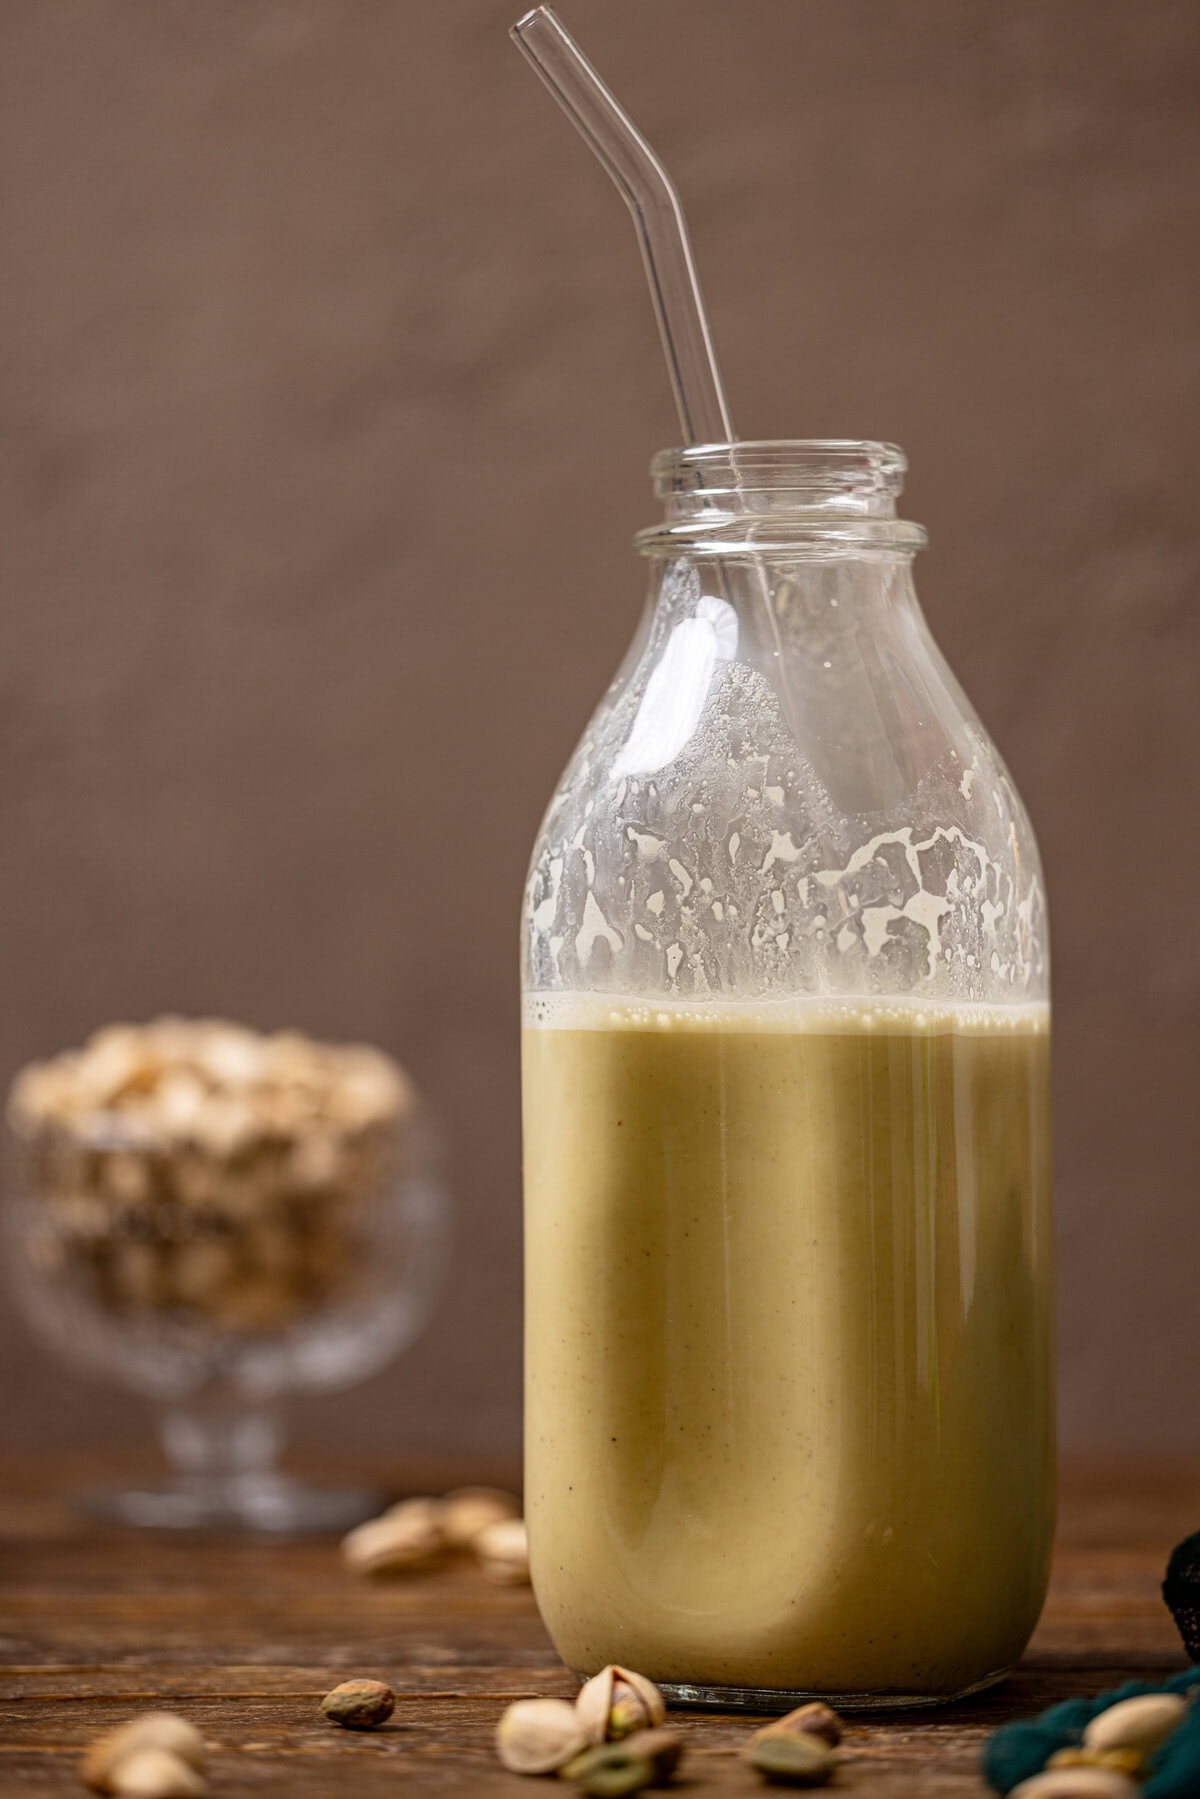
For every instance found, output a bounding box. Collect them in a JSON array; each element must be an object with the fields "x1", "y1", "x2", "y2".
[{"x1": 511, "y1": 5, "x2": 551, "y2": 39}]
